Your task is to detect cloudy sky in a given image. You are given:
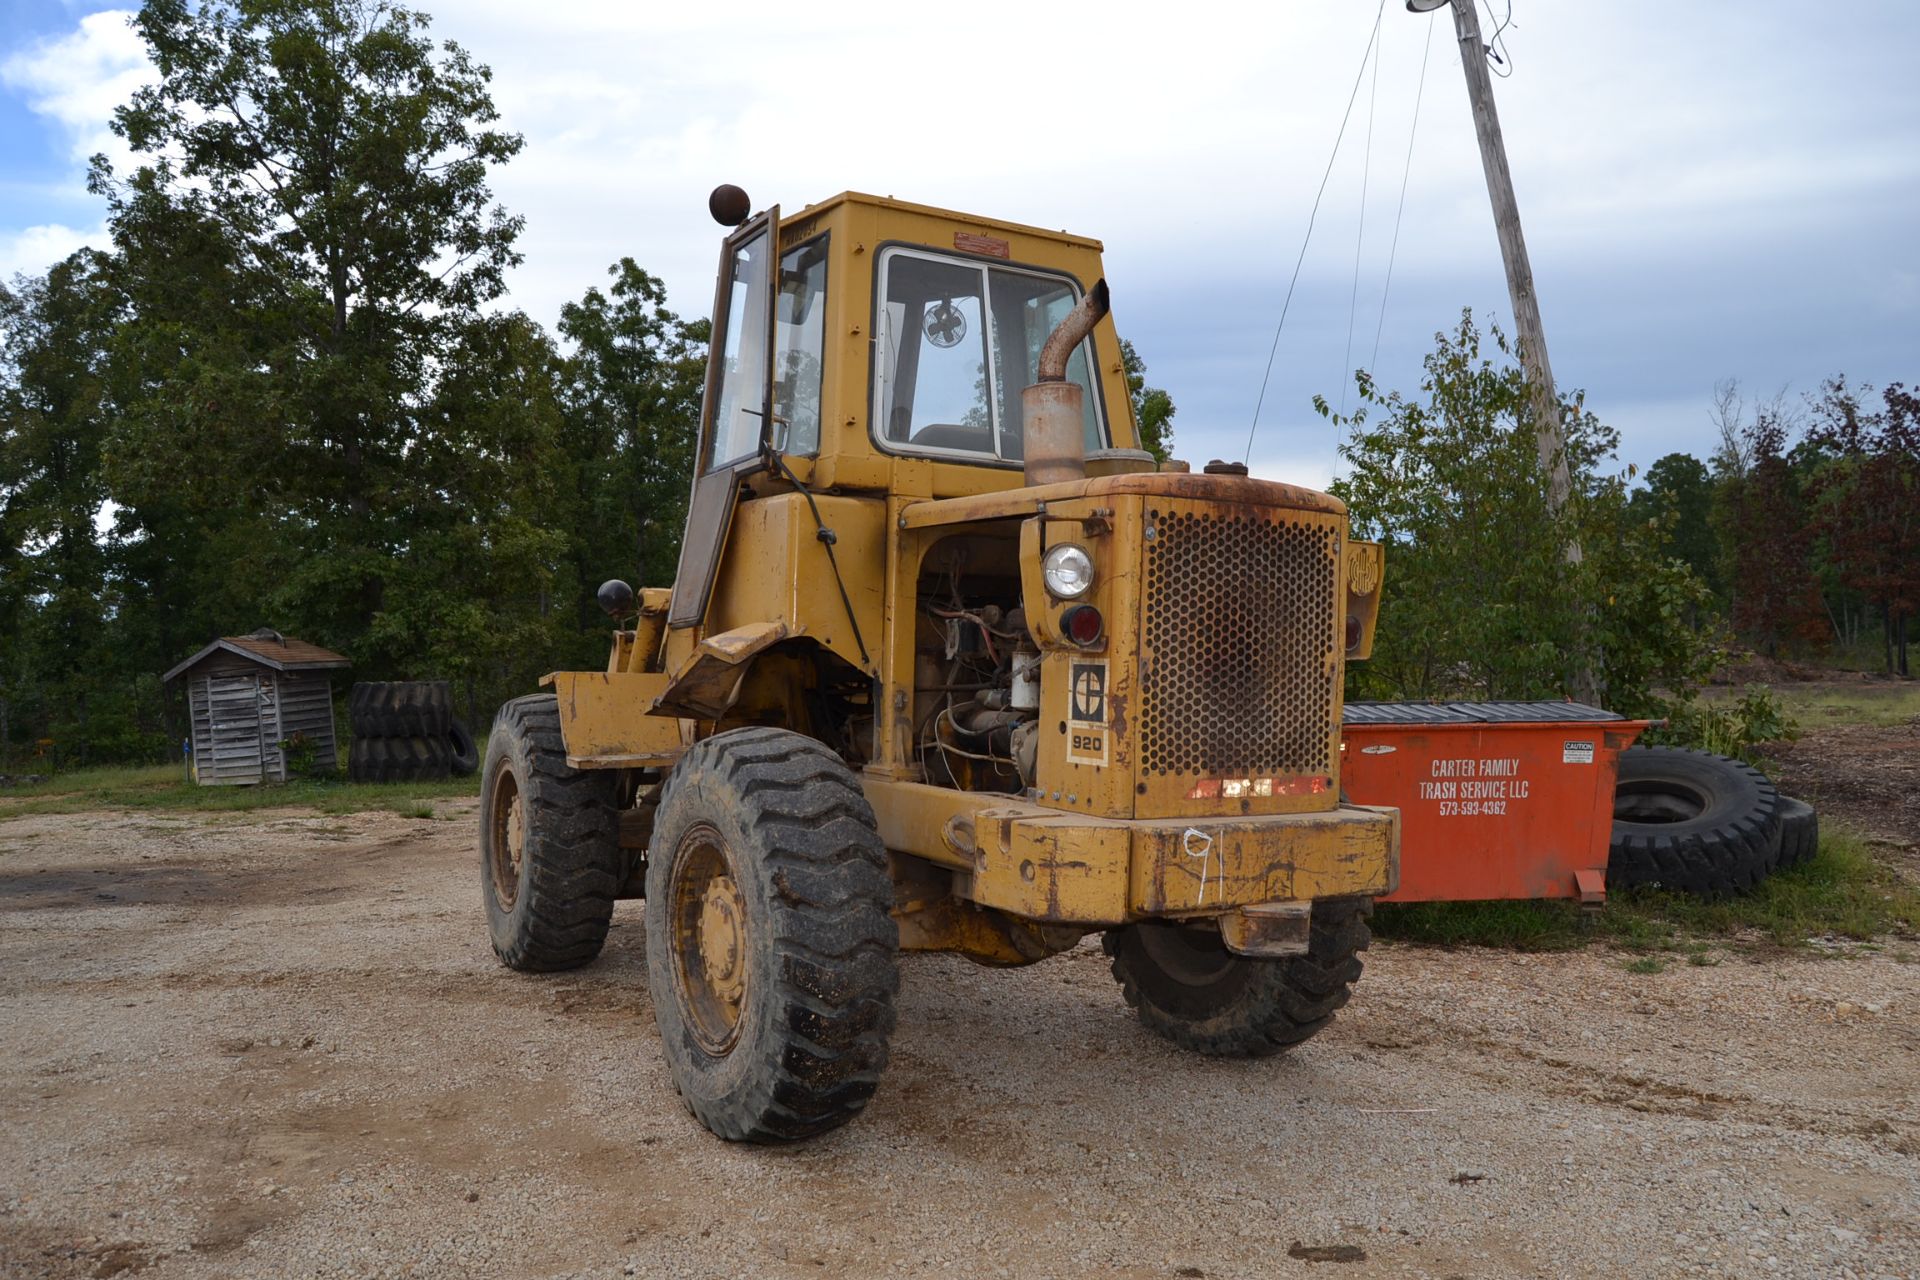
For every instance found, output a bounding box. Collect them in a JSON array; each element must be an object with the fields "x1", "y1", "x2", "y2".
[{"x1": 3, "y1": 0, "x2": 1916, "y2": 487}]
